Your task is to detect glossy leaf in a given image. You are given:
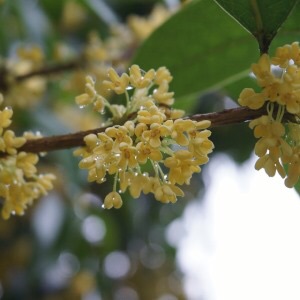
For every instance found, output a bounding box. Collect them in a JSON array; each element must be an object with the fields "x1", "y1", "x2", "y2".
[
  {"x1": 223, "y1": 0, "x2": 300, "y2": 101},
  {"x1": 133, "y1": 0, "x2": 259, "y2": 103},
  {"x1": 133, "y1": 0, "x2": 300, "y2": 104},
  {"x1": 214, "y1": 0, "x2": 298, "y2": 53}
]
